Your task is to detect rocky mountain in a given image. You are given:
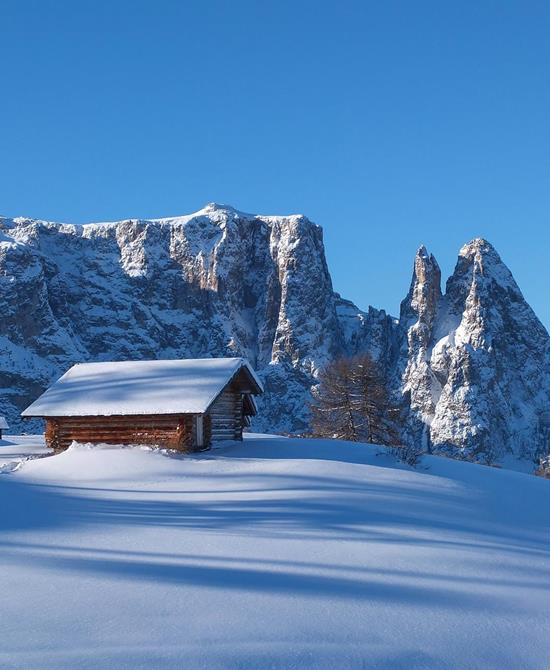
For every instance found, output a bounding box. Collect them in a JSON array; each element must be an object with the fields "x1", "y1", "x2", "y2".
[
  {"x1": 1, "y1": 203, "x2": 385, "y2": 435},
  {"x1": 400, "y1": 238, "x2": 550, "y2": 463},
  {"x1": 0, "y1": 203, "x2": 548, "y2": 467}
]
